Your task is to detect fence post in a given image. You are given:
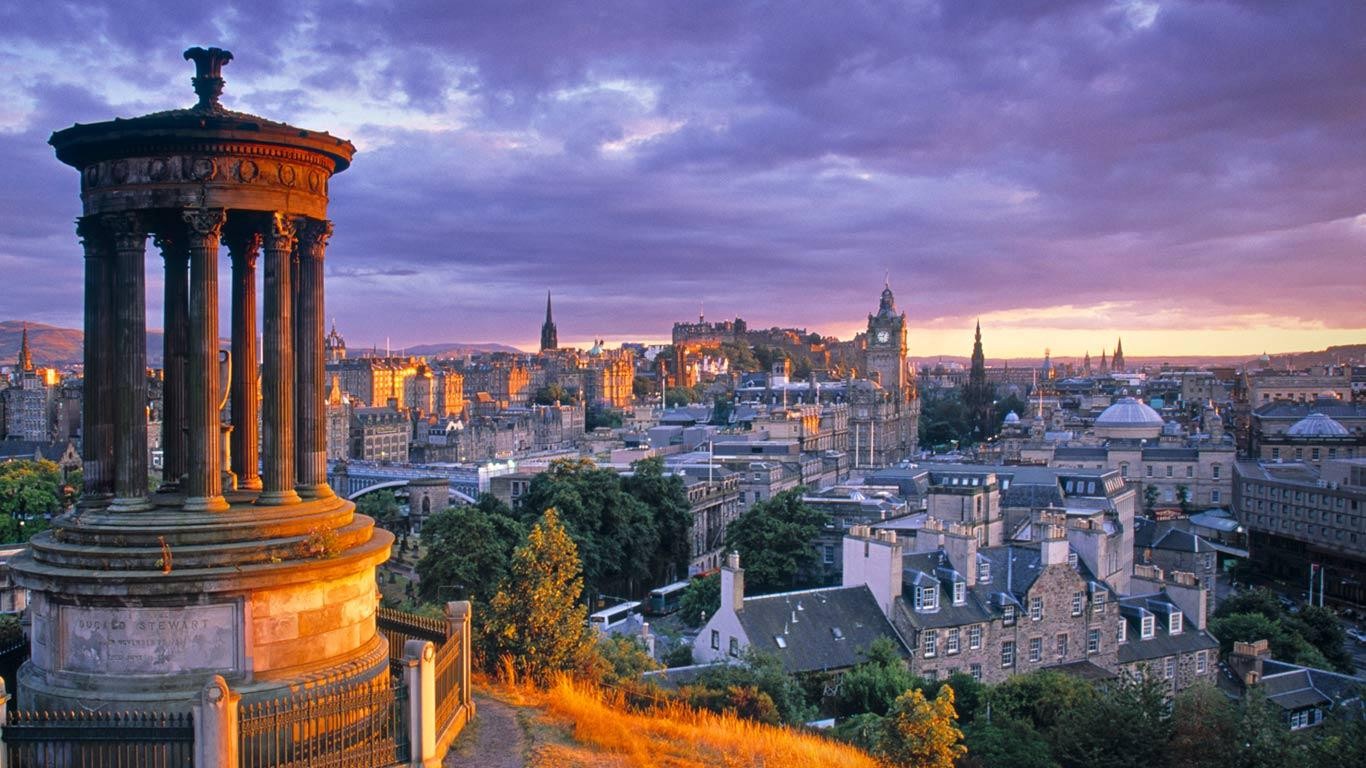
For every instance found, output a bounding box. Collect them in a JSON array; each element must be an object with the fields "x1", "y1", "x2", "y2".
[
  {"x1": 445, "y1": 600, "x2": 473, "y2": 711},
  {"x1": 192, "y1": 674, "x2": 239, "y2": 768},
  {"x1": 0, "y1": 676, "x2": 9, "y2": 768},
  {"x1": 404, "y1": 639, "x2": 438, "y2": 768}
]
